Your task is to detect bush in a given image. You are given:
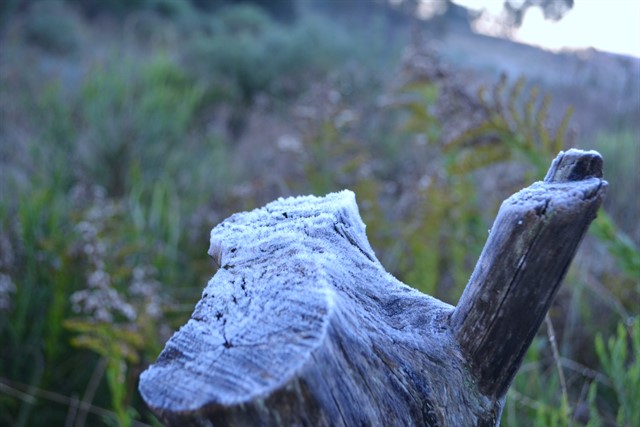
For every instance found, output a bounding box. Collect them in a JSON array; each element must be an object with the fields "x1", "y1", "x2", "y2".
[
  {"x1": 0, "y1": 0, "x2": 20, "y2": 28},
  {"x1": 184, "y1": 5, "x2": 351, "y2": 104},
  {"x1": 594, "y1": 129, "x2": 639, "y2": 243},
  {"x1": 23, "y1": 1, "x2": 82, "y2": 54},
  {"x1": 67, "y1": 0, "x2": 147, "y2": 18},
  {"x1": 77, "y1": 54, "x2": 203, "y2": 195},
  {"x1": 593, "y1": 317, "x2": 640, "y2": 426}
]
